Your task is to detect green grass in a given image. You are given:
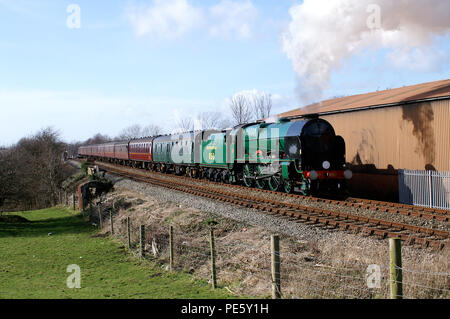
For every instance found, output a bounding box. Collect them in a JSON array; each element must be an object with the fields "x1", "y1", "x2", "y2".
[{"x1": 0, "y1": 208, "x2": 233, "y2": 299}]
